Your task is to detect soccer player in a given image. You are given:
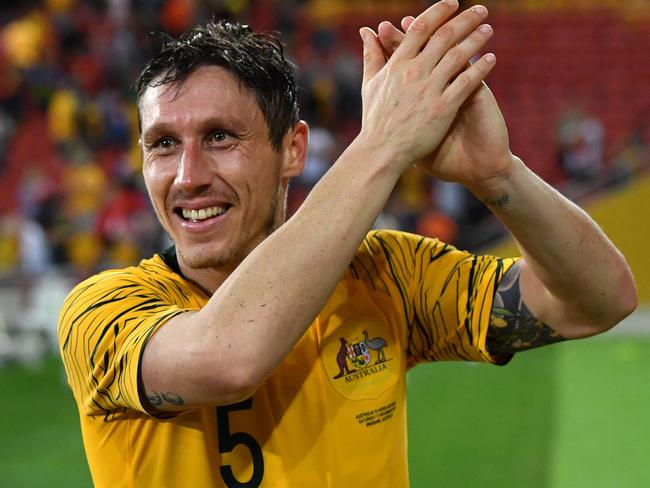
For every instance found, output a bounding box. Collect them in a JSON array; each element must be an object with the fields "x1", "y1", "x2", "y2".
[{"x1": 58, "y1": 2, "x2": 636, "y2": 486}]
